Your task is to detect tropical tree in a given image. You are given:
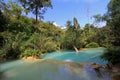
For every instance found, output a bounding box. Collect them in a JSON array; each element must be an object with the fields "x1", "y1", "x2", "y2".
[
  {"x1": 73, "y1": 17, "x2": 81, "y2": 49},
  {"x1": 82, "y1": 24, "x2": 97, "y2": 45},
  {"x1": 95, "y1": 26, "x2": 112, "y2": 47},
  {"x1": 106, "y1": 0, "x2": 120, "y2": 46},
  {"x1": 73, "y1": 17, "x2": 80, "y2": 29},
  {"x1": 61, "y1": 18, "x2": 82, "y2": 50},
  {"x1": 8, "y1": 1, "x2": 23, "y2": 19},
  {"x1": 19, "y1": 0, "x2": 52, "y2": 23},
  {"x1": 66, "y1": 20, "x2": 72, "y2": 28},
  {"x1": 101, "y1": 0, "x2": 120, "y2": 65},
  {"x1": 93, "y1": 14, "x2": 103, "y2": 27}
]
